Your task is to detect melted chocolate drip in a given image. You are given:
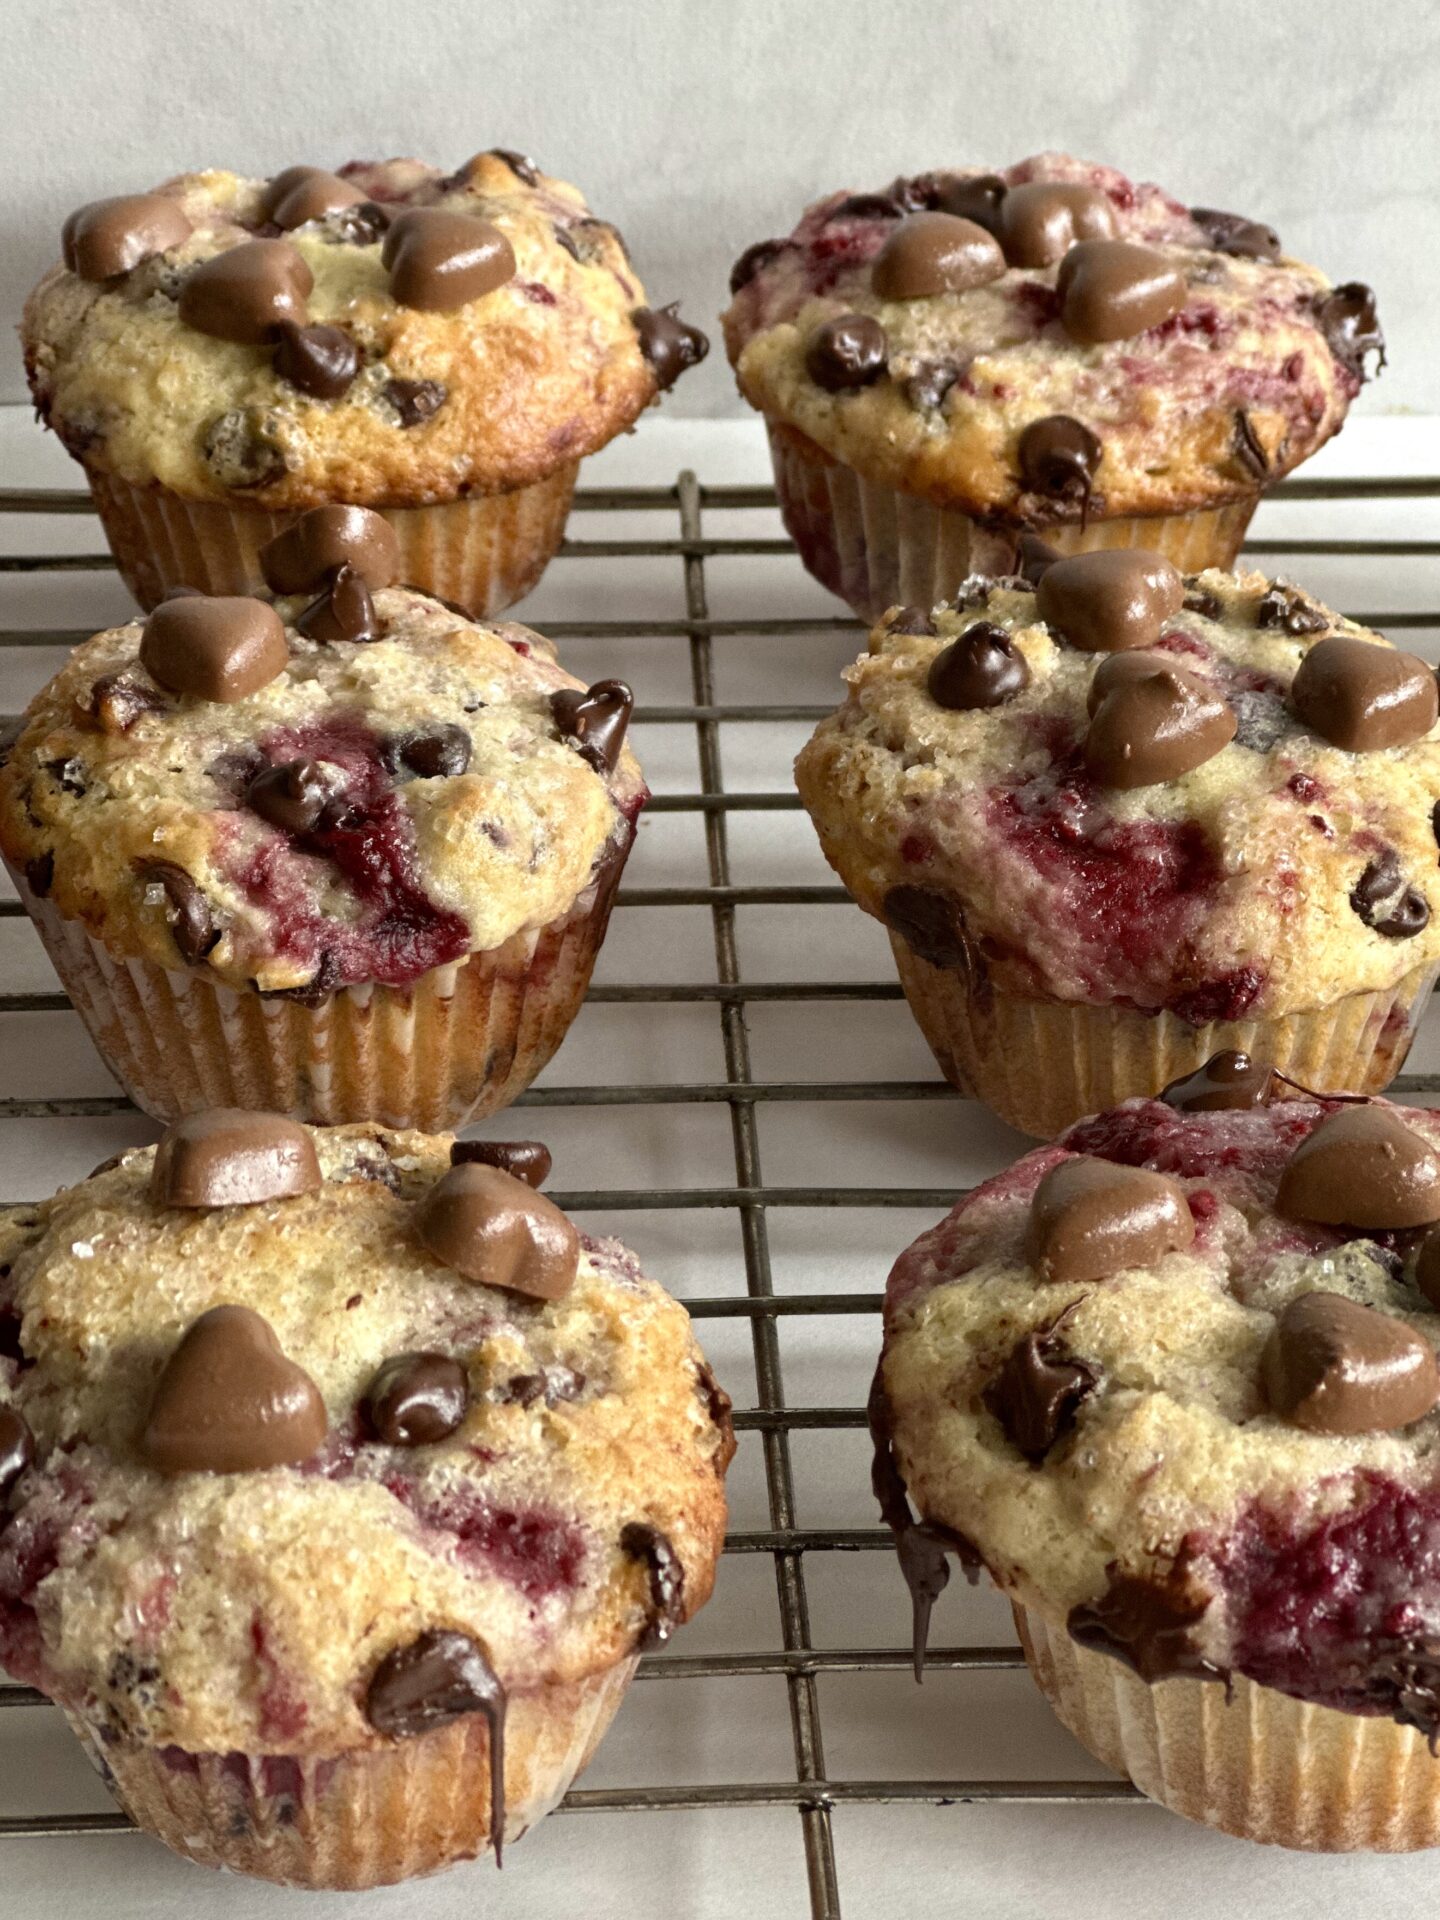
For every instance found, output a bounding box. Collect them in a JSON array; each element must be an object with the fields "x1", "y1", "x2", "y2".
[
  {"x1": 1067, "y1": 1563, "x2": 1228, "y2": 1688},
  {"x1": 620, "y1": 1522, "x2": 686, "y2": 1647}
]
